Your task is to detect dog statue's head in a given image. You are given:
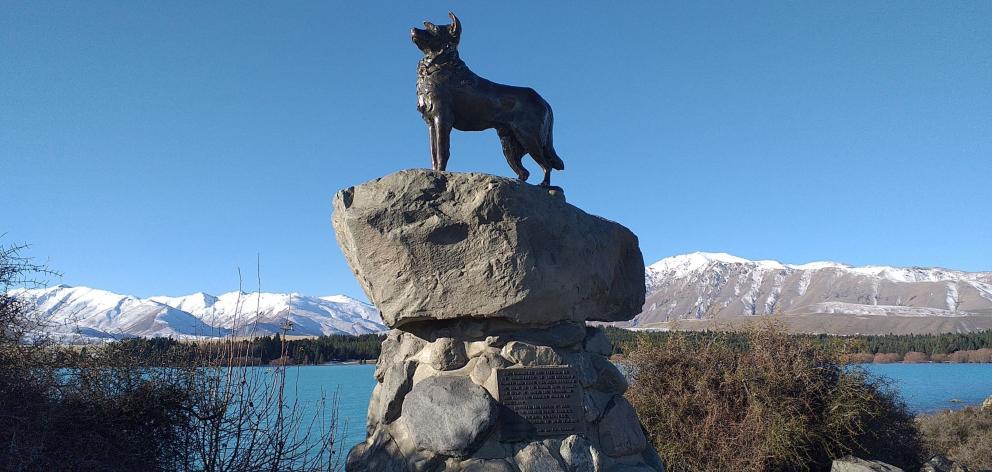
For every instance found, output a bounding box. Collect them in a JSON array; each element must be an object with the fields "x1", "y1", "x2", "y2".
[{"x1": 411, "y1": 12, "x2": 461, "y2": 57}]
